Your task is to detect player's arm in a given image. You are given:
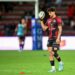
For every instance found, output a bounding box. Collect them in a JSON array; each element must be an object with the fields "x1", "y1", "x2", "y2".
[
  {"x1": 24, "y1": 23, "x2": 27, "y2": 28},
  {"x1": 56, "y1": 25, "x2": 62, "y2": 44},
  {"x1": 15, "y1": 27, "x2": 17, "y2": 32},
  {"x1": 24, "y1": 23, "x2": 27, "y2": 35},
  {"x1": 40, "y1": 20, "x2": 48, "y2": 31},
  {"x1": 14, "y1": 25, "x2": 18, "y2": 35}
]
